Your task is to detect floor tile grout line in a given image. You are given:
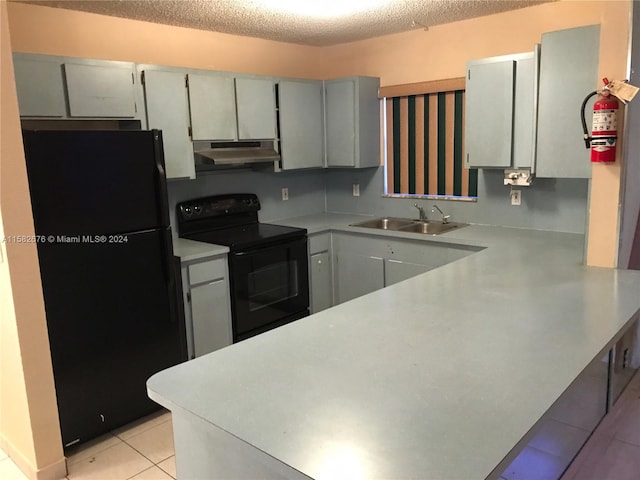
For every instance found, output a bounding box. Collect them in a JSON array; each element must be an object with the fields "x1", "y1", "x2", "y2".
[
  {"x1": 119, "y1": 435, "x2": 174, "y2": 467},
  {"x1": 125, "y1": 464, "x2": 157, "y2": 480}
]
